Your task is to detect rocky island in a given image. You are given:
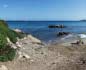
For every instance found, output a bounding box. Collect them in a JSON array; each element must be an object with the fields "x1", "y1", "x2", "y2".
[
  {"x1": 0, "y1": 20, "x2": 86, "y2": 70},
  {"x1": 80, "y1": 20, "x2": 86, "y2": 22},
  {"x1": 48, "y1": 24, "x2": 66, "y2": 28}
]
